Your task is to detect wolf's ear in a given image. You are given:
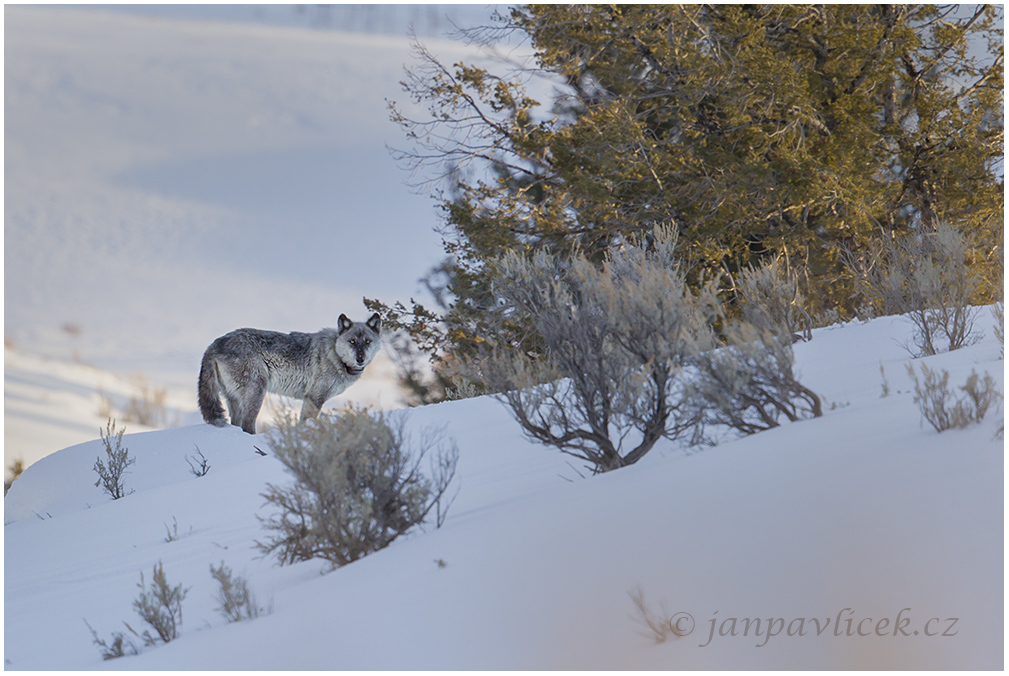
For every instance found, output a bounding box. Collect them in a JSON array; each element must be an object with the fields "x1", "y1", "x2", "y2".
[
  {"x1": 366, "y1": 312, "x2": 381, "y2": 334},
  {"x1": 337, "y1": 314, "x2": 353, "y2": 334}
]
